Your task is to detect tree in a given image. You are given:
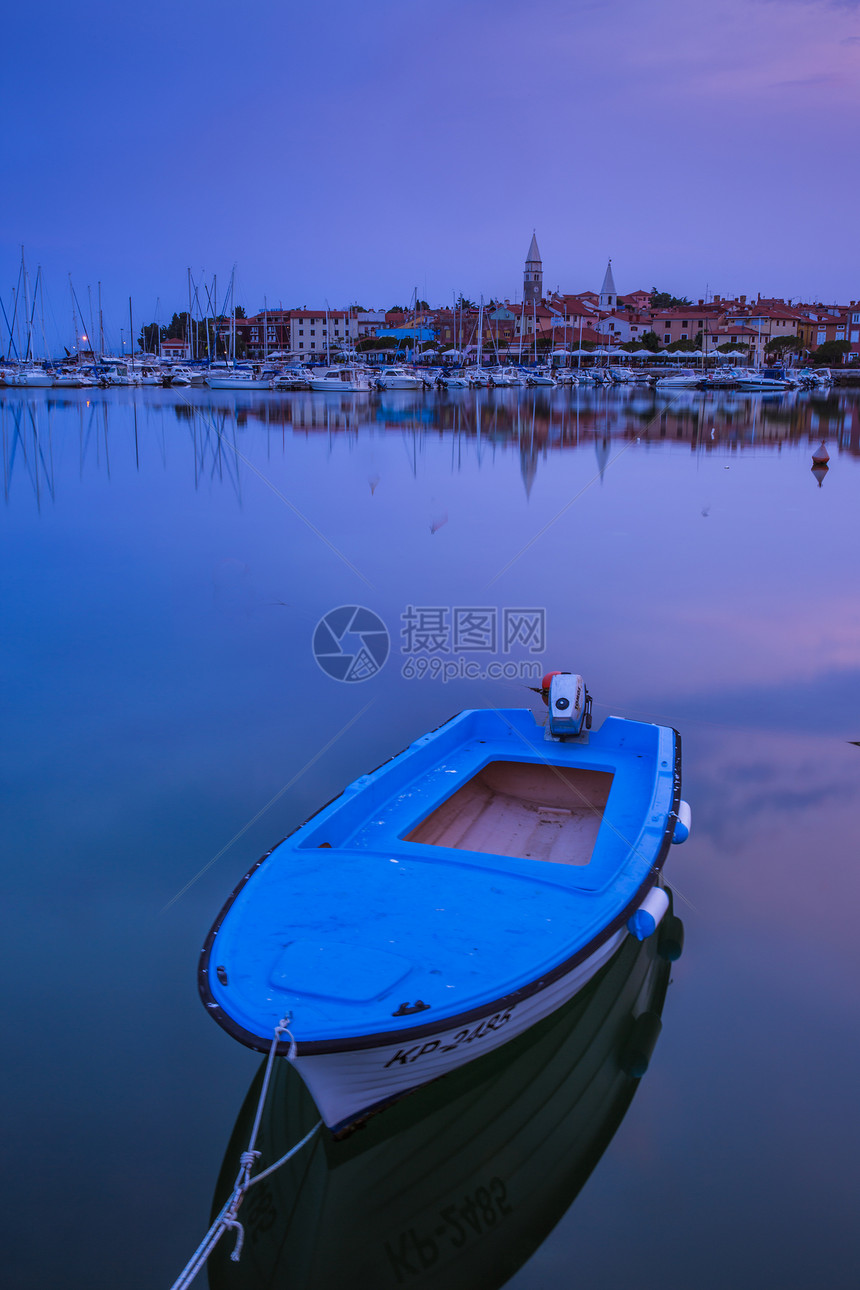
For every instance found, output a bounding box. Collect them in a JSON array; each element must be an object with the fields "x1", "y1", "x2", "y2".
[
  {"x1": 666, "y1": 338, "x2": 697, "y2": 352},
  {"x1": 812, "y1": 340, "x2": 850, "y2": 365},
  {"x1": 137, "y1": 322, "x2": 160, "y2": 352},
  {"x1": 163, "y1": 311, "x2": 189, "y2": 340},
  {"x1": 639, "y1": 330, "x2": 662, "y2": 352},
  {"x1": 234, "y1": 305, "x2": 246, "y2": 319},
  {"x1": 415, "y1": 299, "x2": 430, "y2": 311},
  {"x1": 650, "y1": 289, "x2": 692, "y2": 308},
  {"x1": 765, "y1": 335, "x2": 801, "y2": 355}
]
